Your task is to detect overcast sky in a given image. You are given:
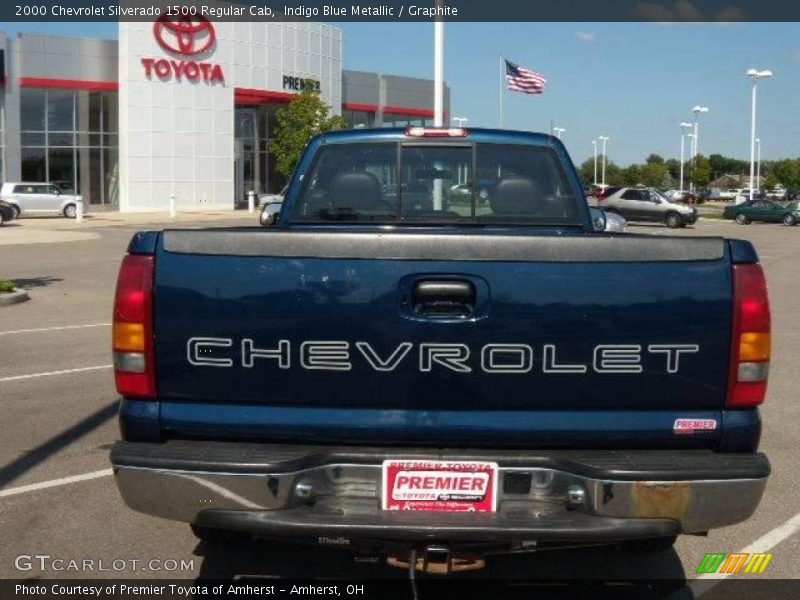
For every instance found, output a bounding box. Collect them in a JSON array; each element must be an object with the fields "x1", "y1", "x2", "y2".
[{"x1": 4, "y1": 21, "x2": 799, "y2": 165}]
